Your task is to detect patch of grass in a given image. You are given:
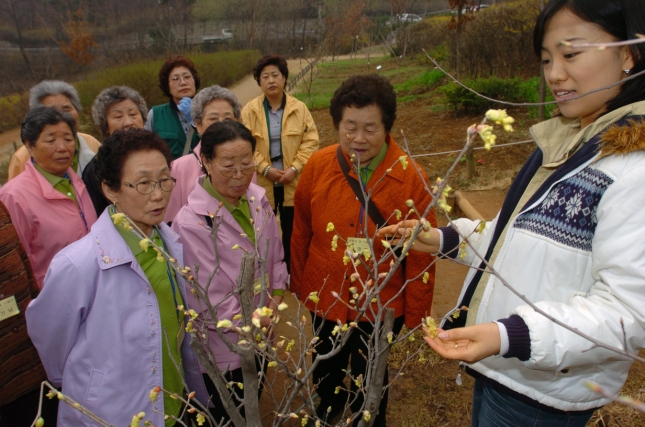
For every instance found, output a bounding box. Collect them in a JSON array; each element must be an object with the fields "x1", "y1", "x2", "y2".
[
  {"x1": 293, "y1": 56, "x2": 437, "y2": 110},
  {"x1": 395, "y1": 69, "x2": 446, "y2": 94}
]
